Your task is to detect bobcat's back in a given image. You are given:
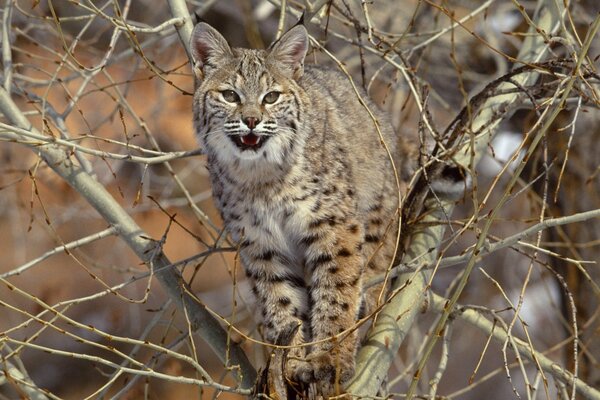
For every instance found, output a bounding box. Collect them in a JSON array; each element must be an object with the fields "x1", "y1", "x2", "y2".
[{"x1": 299, "y1": 65, "x2": 408, "y2": 214}]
